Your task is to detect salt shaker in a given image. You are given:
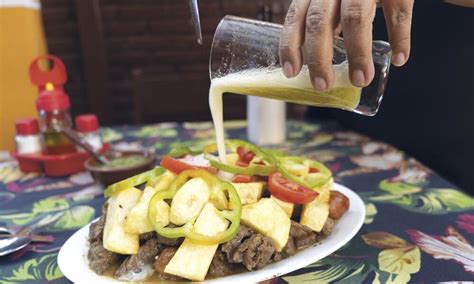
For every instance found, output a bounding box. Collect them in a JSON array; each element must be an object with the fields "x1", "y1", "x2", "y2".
[
  {"x1": 15, "y1": 118, "x2": 44, "y2": 154},
  {"x1": 75, "y1": 114, "x2": 103, "y2": 152}
]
